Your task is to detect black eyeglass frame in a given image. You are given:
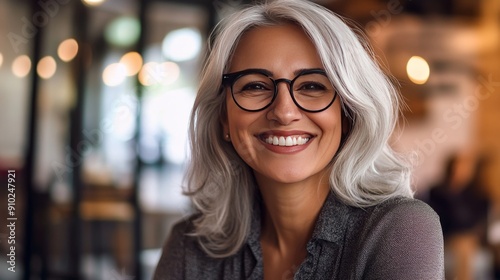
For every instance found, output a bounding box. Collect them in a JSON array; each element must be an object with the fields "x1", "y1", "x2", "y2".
[{"x1": 222, "y1": 68, "x2": 337, "y2": 113}]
